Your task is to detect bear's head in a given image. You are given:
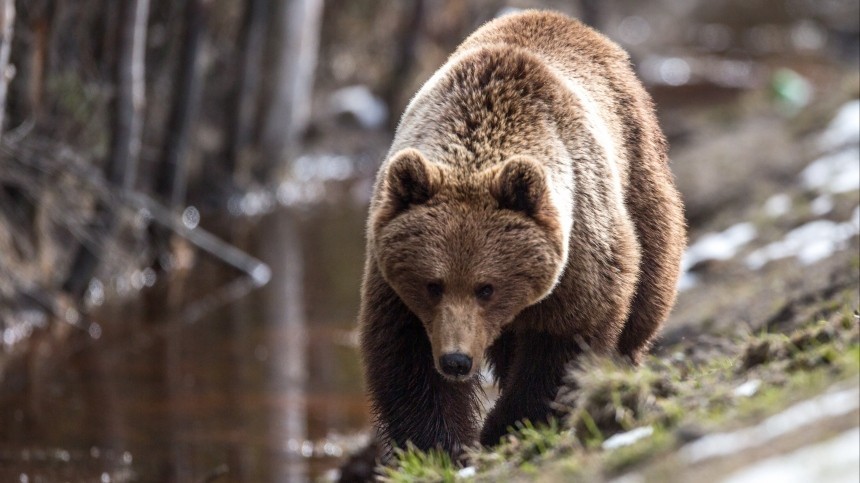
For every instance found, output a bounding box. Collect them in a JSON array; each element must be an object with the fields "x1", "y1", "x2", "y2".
[{"x1": 372, "y1": 148, "x2": 566, "y2": 381}]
